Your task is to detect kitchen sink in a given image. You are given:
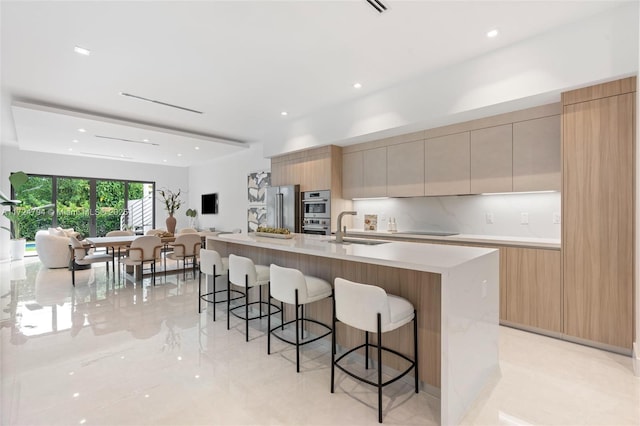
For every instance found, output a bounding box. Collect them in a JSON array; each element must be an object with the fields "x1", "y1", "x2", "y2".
[{"x1": 328, "y1": 237, "x2": 389, "y2": 245}]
